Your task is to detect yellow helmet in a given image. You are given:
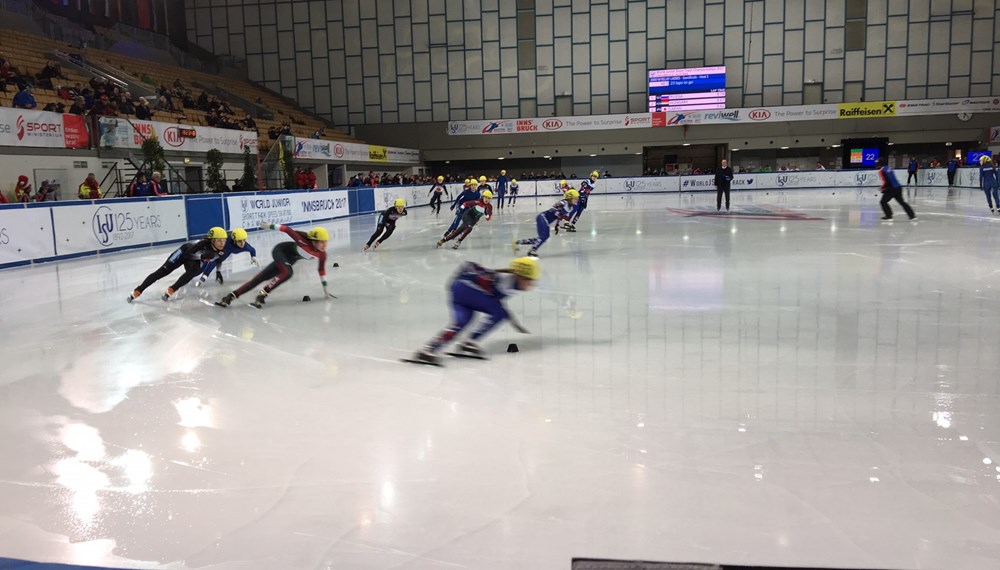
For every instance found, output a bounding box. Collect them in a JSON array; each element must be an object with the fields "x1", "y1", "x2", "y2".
[
  {"x1": 510, "y1": 257, "x2": 540, "y2": 280},
  {"x1": 394, "y1": 198, "x2": 406, "y2": 207},
  {"x1": 500, "y1": 169, "x2": 507, "y2": 175},
  {"x1": 481, "y1": 190, "x2": 494, "y2": 200},
  {"x1": 231, "y1": 228, "x2": 248, "y2": 241},
  {"x1": 478, "y1": 175, "x2": 487, "y2": 183},
  {"x1": 436, "y1": 175, "x2": 444, "y2": 182},
  {"x1": 464, "y1": 178, "x2": 472, "y2": 186},
  {"x1": 563, "y1": 189, "x2": 580, "y2": 201},
  {"x1": 511, "y1": 178, "x2": 517, "y2": 184},
  {"x1": 559, "y1": 180, "x2": 569, "y2": 188},
  {"x1": 590, "y1": 170, "x2": 600, "y2": 179},
  {"x1": 308, "y1": 227, "x2": 330, "y2": 241},
  {"x1": 207, "y1": 226, "x2": 227, "y2": 239},
  {"x1": 981, "y1": 155, "x2": 992, "y2": 164}
]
